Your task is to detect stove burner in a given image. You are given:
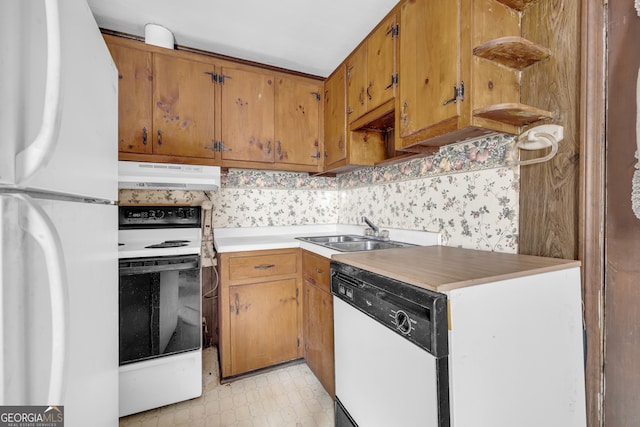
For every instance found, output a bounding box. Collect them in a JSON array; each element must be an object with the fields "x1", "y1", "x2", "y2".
[{"x1": 145, "y1": 240, "x2": 190, "y2": 249}]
